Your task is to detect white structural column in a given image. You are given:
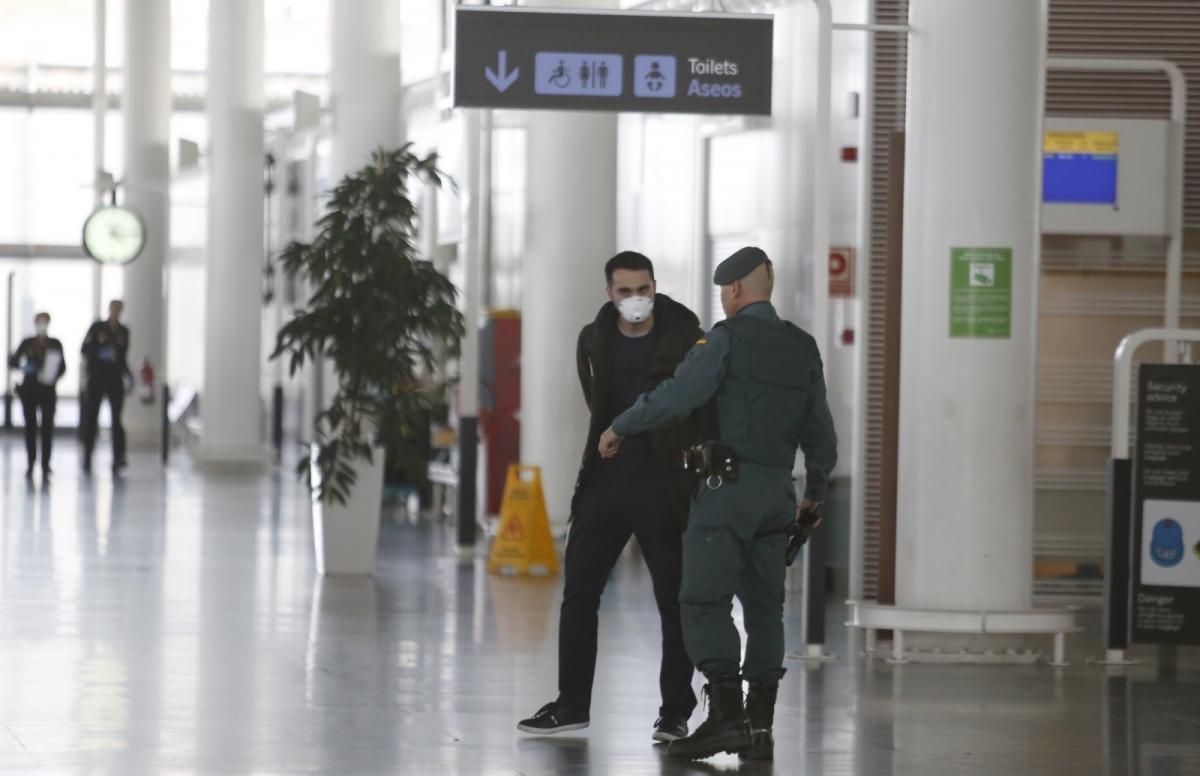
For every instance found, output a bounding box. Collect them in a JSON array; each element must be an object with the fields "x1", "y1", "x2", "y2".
[
  {"x1": 331, "y1": 0, "x2": 401, "y2": 181},
  {"x1": 762, "y1": 3, "x2": 817, "y2": 328},
  {"x1": 895, "y1": 0, "x2": 1045, "y2": 613},
  {"x1": 521, "y1": 3, "x2": 617, "y2": 528},
  {"x1": 456, "y1": 109, "x2": 485, "y2": 550},
  {"x1": 523, "y1": 0, "x2": 619, "y2": 522},
  {"x1": 201, "y1": 0, "x2": 265, "y2": 462},
  {"x1": 522, "y1": 112, "x2": 617, "y2": 527},
  {"x1": 121, "y1": 0, "x2": 170, "y2": 442},
  {"x1": 303, "y1": 0, "x2": 402, "y2": 431},
  {"x1": 92, "y1": 0, "x2": 107, "y2": 321}
]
